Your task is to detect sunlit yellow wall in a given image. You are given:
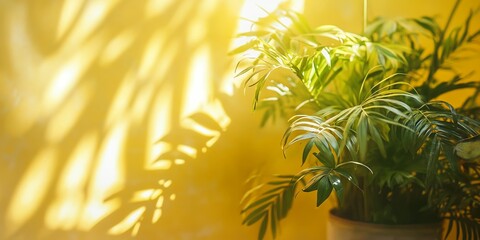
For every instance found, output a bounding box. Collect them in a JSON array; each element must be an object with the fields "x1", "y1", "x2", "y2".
[{"x1": 0, "y1": 1, "x2": 478, "y2": 240}]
